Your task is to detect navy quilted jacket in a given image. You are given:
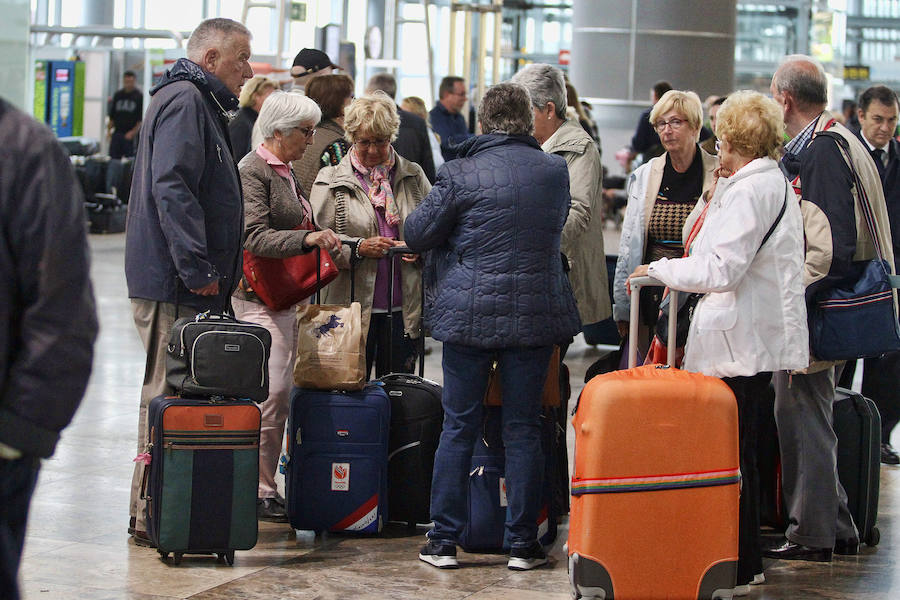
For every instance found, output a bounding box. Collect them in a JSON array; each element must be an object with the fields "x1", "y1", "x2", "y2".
[{"x1": 404, "y1": 134, "x2": 581, "y2": 349}]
